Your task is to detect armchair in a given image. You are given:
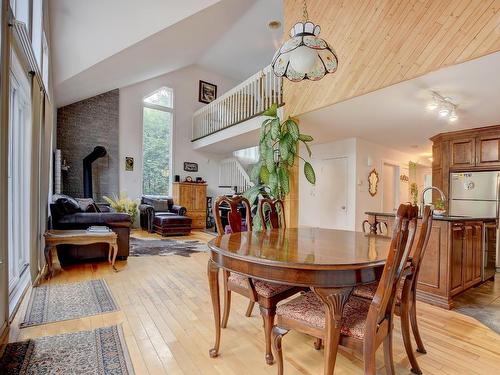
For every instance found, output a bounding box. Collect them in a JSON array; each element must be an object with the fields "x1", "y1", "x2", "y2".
[{"x1": 139, "y1": 196, "x2": 191, "y2": 236}]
